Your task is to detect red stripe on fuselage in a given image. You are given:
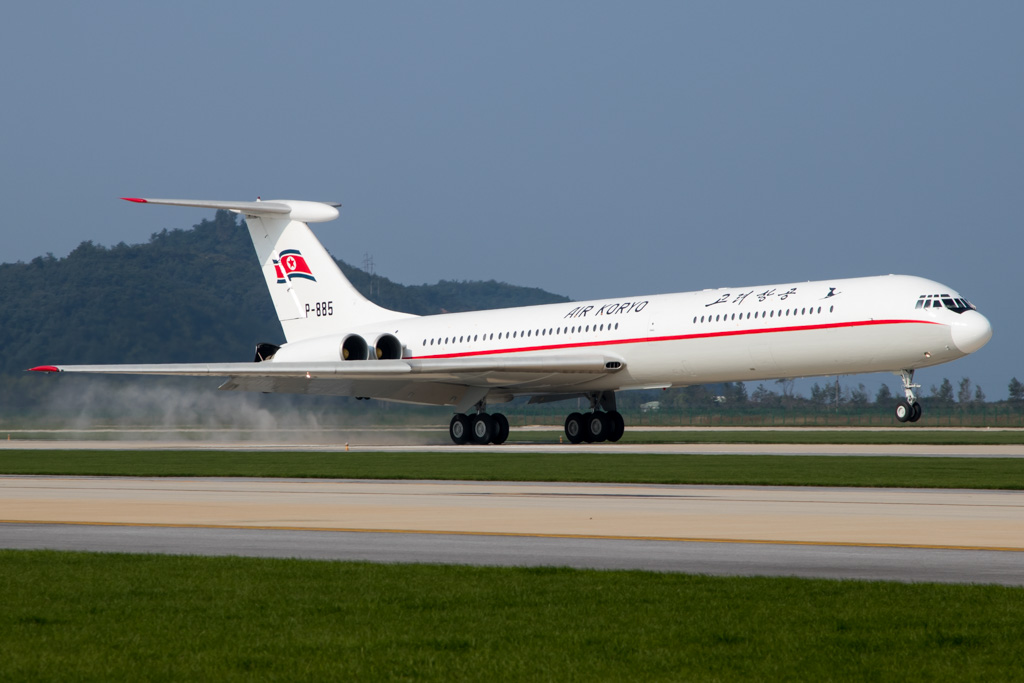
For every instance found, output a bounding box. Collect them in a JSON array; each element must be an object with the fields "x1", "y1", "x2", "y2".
[{"x1": 409, "y1": 318, "x2": 942, "y2": 360}]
